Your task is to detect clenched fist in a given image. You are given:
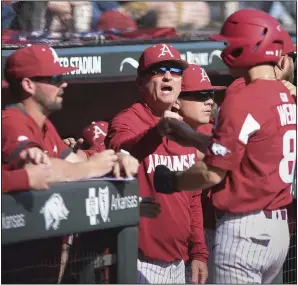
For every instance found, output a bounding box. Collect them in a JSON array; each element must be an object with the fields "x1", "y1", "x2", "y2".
[{"x1": 157, "y1": 110, "x2": 183, "y2": 136}]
